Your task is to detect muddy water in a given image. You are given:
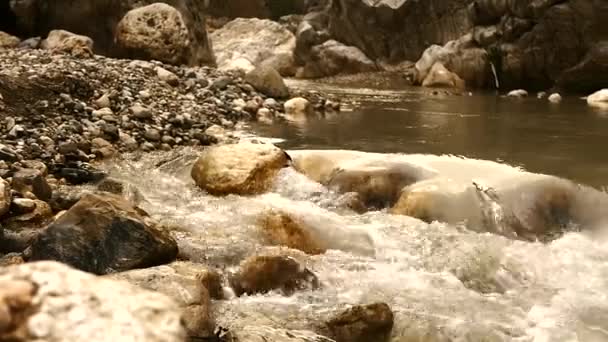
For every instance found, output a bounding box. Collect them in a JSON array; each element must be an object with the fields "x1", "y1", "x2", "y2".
[{"x1": 103, "y1": 81, "x2": 608, "y2": 342}]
